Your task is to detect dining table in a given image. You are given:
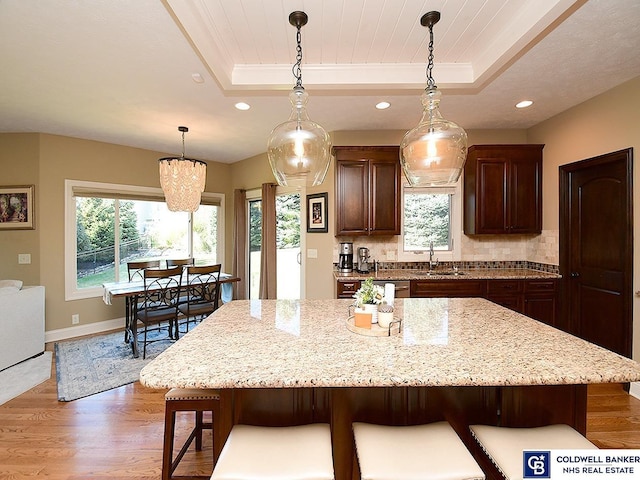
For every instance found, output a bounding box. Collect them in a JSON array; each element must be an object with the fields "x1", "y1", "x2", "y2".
[
  {"x1": 140, "y1": 297, "x2": 640, "y2": 480},
  {"x1": 102, "y1": 272, "x2": 239, "y2": 357}
]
